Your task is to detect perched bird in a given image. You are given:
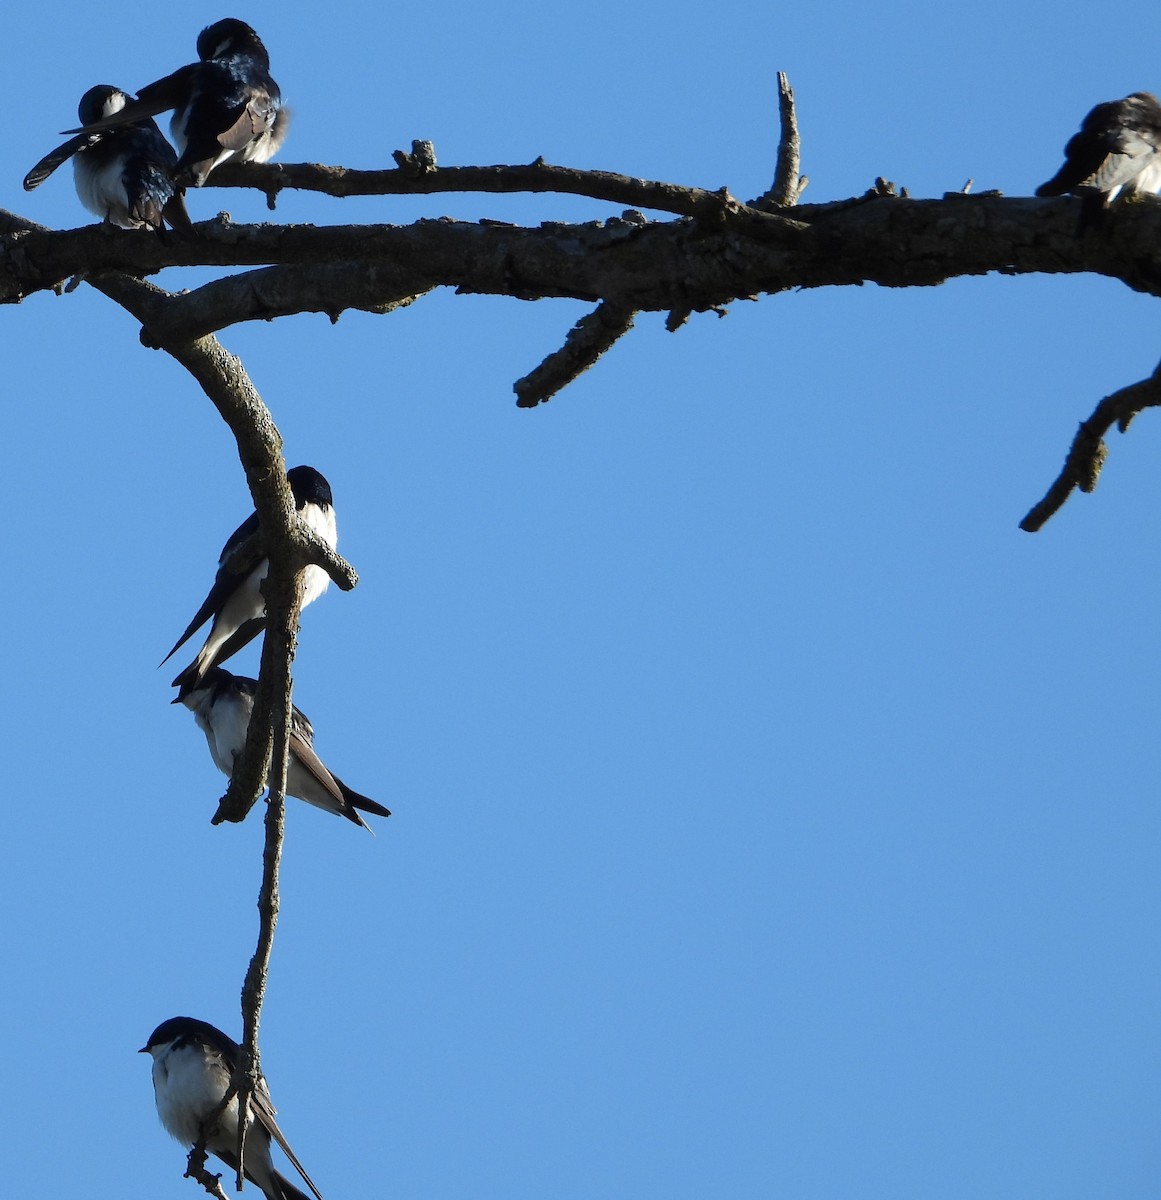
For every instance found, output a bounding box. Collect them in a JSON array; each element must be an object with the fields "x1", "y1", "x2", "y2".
[
  {"x1": 141, "y1": 1016, "x2": 322, "y2": 1200},
  {"x1": 23, "y1": 85, "x2": 192, "y2": 232},
  {"x1": 1037, "y1": 92, "x2": 1161, "y2": 222},
  {"x1": 163, "y1": 466, "x2": 337, "y2": 699},
  {"x1": 178, "y1": 667, "x2": 391, "y2": 829},
  {"x1": 64, "y1": 19, "x2": 287, "y2": 187}
]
